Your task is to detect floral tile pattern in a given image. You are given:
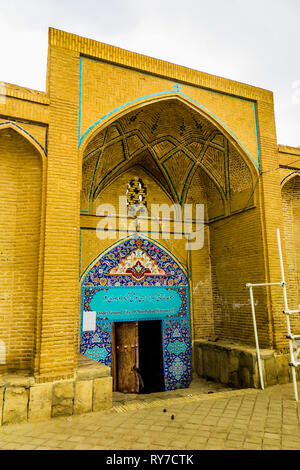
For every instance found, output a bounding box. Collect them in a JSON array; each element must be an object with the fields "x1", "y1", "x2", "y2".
[
  {"x1": 80, "y1": 237, "x2": 192, "y2": 390},
  {"x1": 108, "y1": 247, "x2": 167, "y2": 282},
  {"x1": 163, "y1": 317, "x2": 192, "y2": 390}
]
